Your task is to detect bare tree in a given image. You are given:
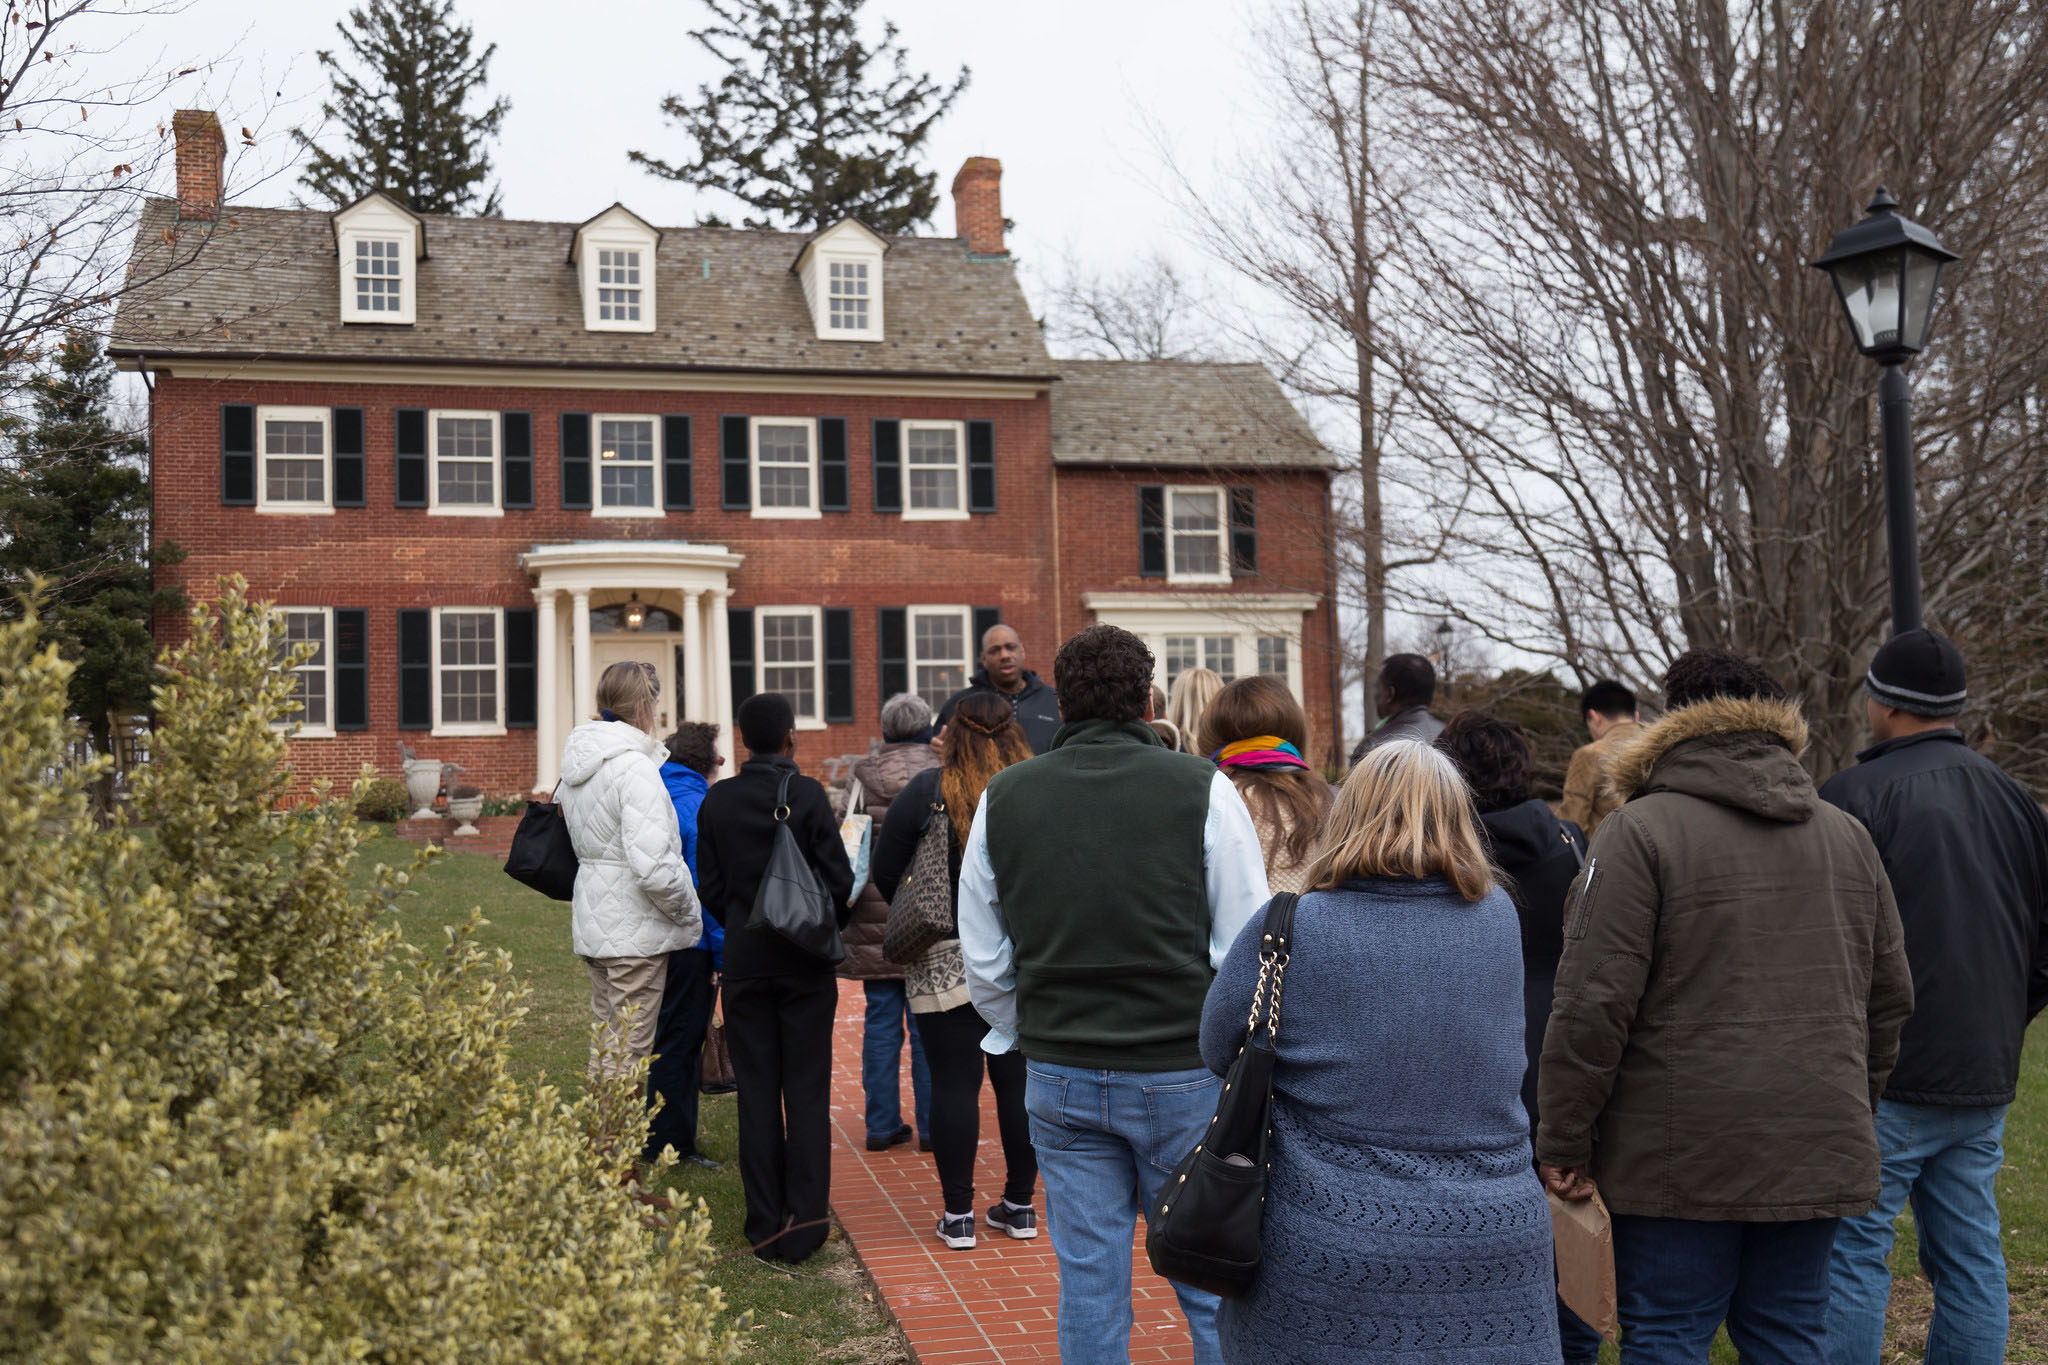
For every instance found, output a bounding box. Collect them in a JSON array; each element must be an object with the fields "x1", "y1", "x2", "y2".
[{"x1": 1041, "y1": 249, "x2": 1211, "y2": 361}]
